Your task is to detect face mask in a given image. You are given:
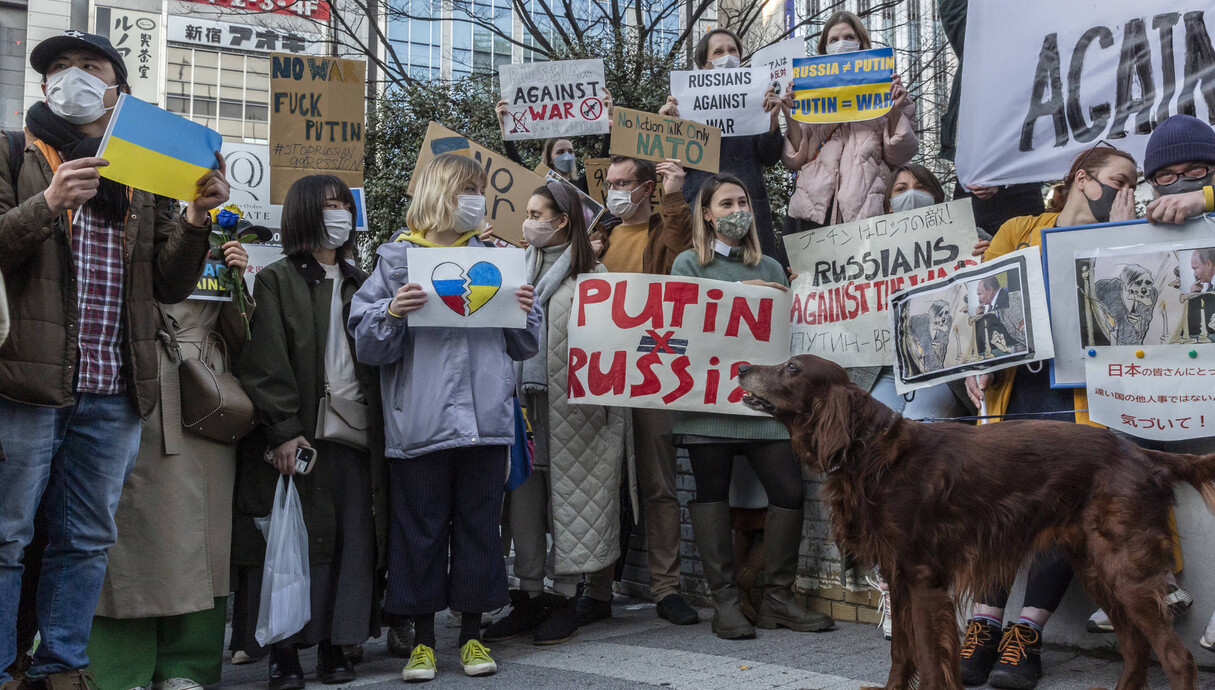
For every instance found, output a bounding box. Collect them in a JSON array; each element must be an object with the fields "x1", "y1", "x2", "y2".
[
  {"x1": 1083, "y1": 178, "x2": 1120, "y2": 223},
  {"x1": 455, "y1": 195, "x2": 486, "y2": 232},
  {"x1": 45, "y1": 66, "x2": 118, "y2": 125},
  {"x1": 826, "y1": 39, "x2": 860, "y2": 55},
  {"x1": 552, "y1": 152, "x2": 576, "y2": 174},
  {"x1": 890, "y1": 189, "x2": 937, "y2": 214},
  {"x1": 522, "y1": 218, "x2": 564, "y2": 248},
  {"x1": 713, "y1": 210, "x2": 753, "y2": 241},
  {"x1": 710, "y1": 54, "x2": 741, "y2": 69},
  {"x1": 1153, "y1": 172, "x2": 1215, "y2": 197},
  {"x1": 606, "y1": 188, "x2": 641, "y2": 219},
  {"x1": 321, "y1": 209, "x2": 352, "y2": 249}
]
